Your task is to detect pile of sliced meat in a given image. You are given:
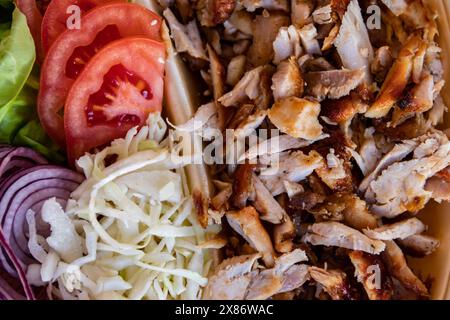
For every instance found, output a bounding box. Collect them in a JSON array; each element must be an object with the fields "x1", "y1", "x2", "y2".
[{"x1": 163, "y1": 0, "x2": 449, "y2": 300}]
